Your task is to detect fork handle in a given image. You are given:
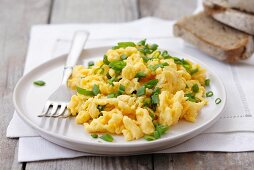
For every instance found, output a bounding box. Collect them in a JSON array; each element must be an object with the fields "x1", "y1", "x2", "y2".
[{"x1": 61, "y1": 31, "x2": 90, "y2": 85}]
